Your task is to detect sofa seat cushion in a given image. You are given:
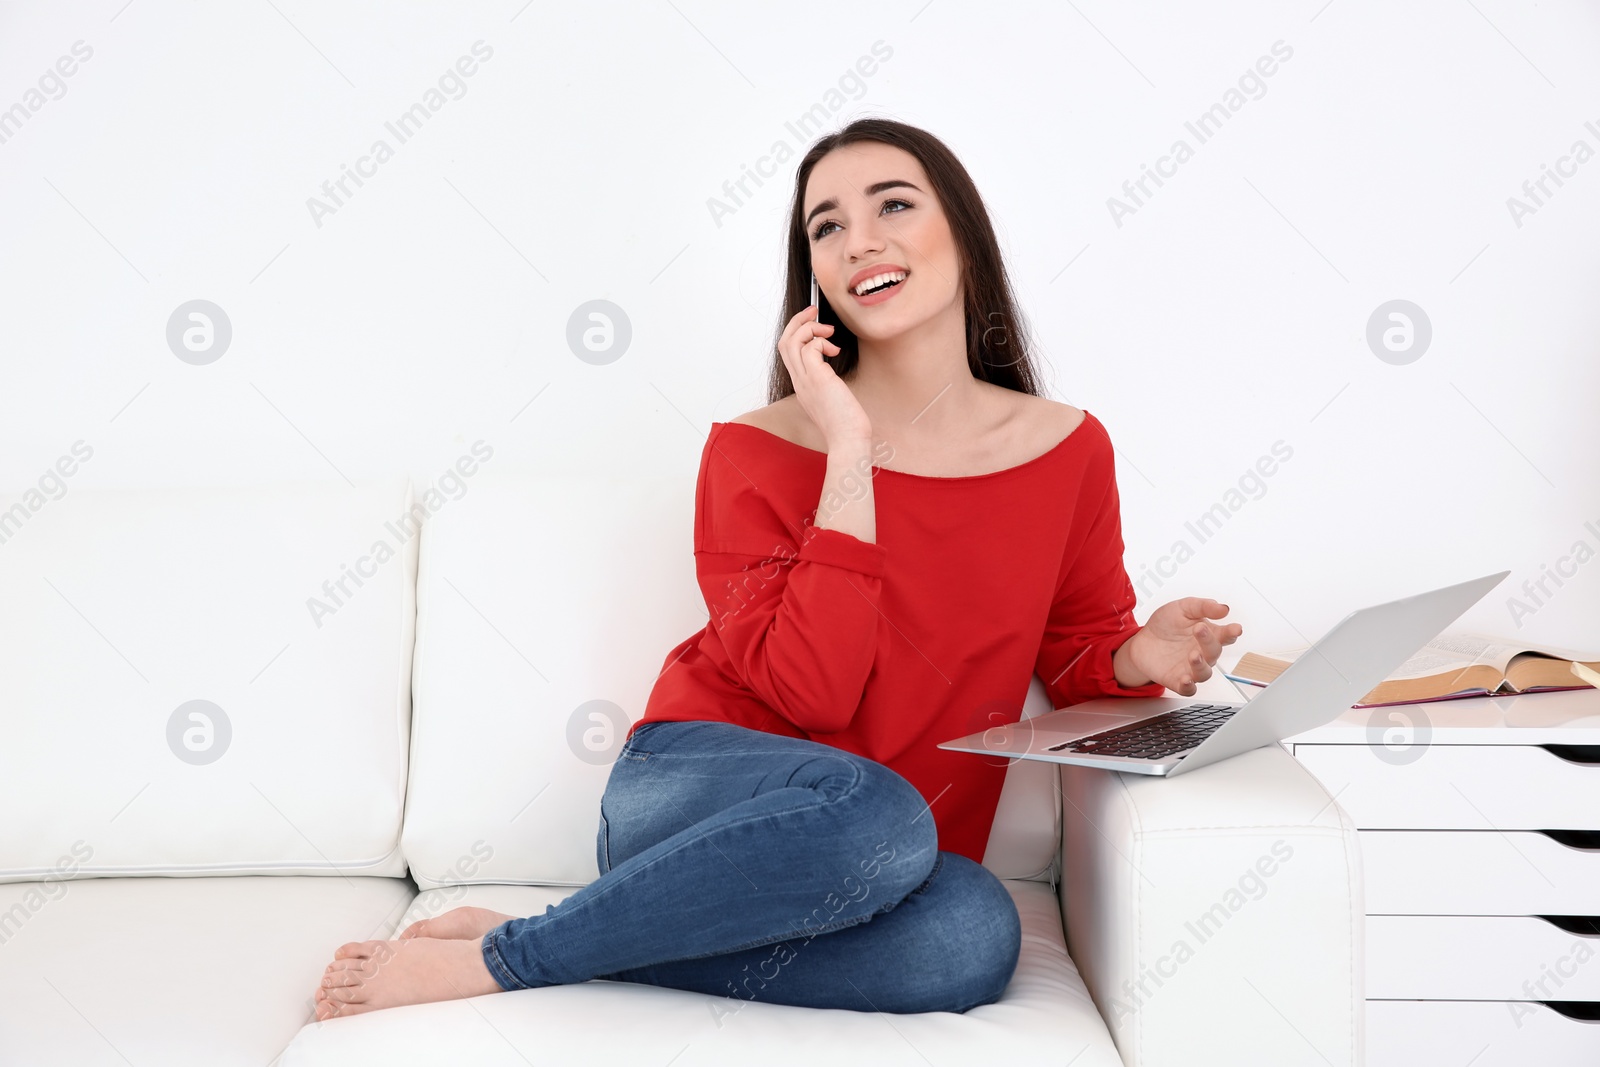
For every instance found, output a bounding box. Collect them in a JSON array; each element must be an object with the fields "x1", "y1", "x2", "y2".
[
  {"x1": 0, "y1": 875, "x2": 414, "y2": 1067},
  {"x1": 280, "y1": 878, "x2": 1123, "y2": 1066}
]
